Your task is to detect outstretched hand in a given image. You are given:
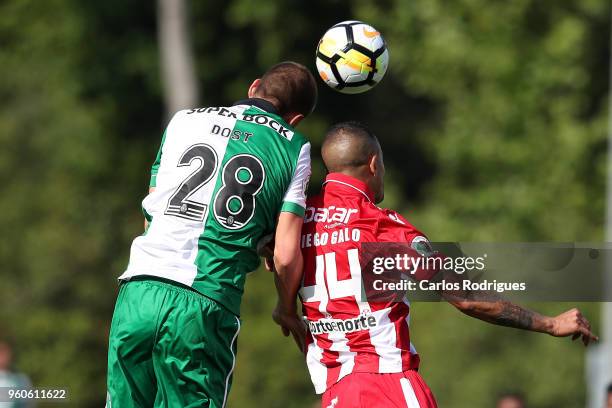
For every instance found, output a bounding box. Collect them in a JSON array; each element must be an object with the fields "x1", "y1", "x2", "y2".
[
  {"x1": 272, "y1": 304, "x2": 307, "y2": 353},
  {"x1": 549, "y1": 308, "x2": 598, "y2": 346}
]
